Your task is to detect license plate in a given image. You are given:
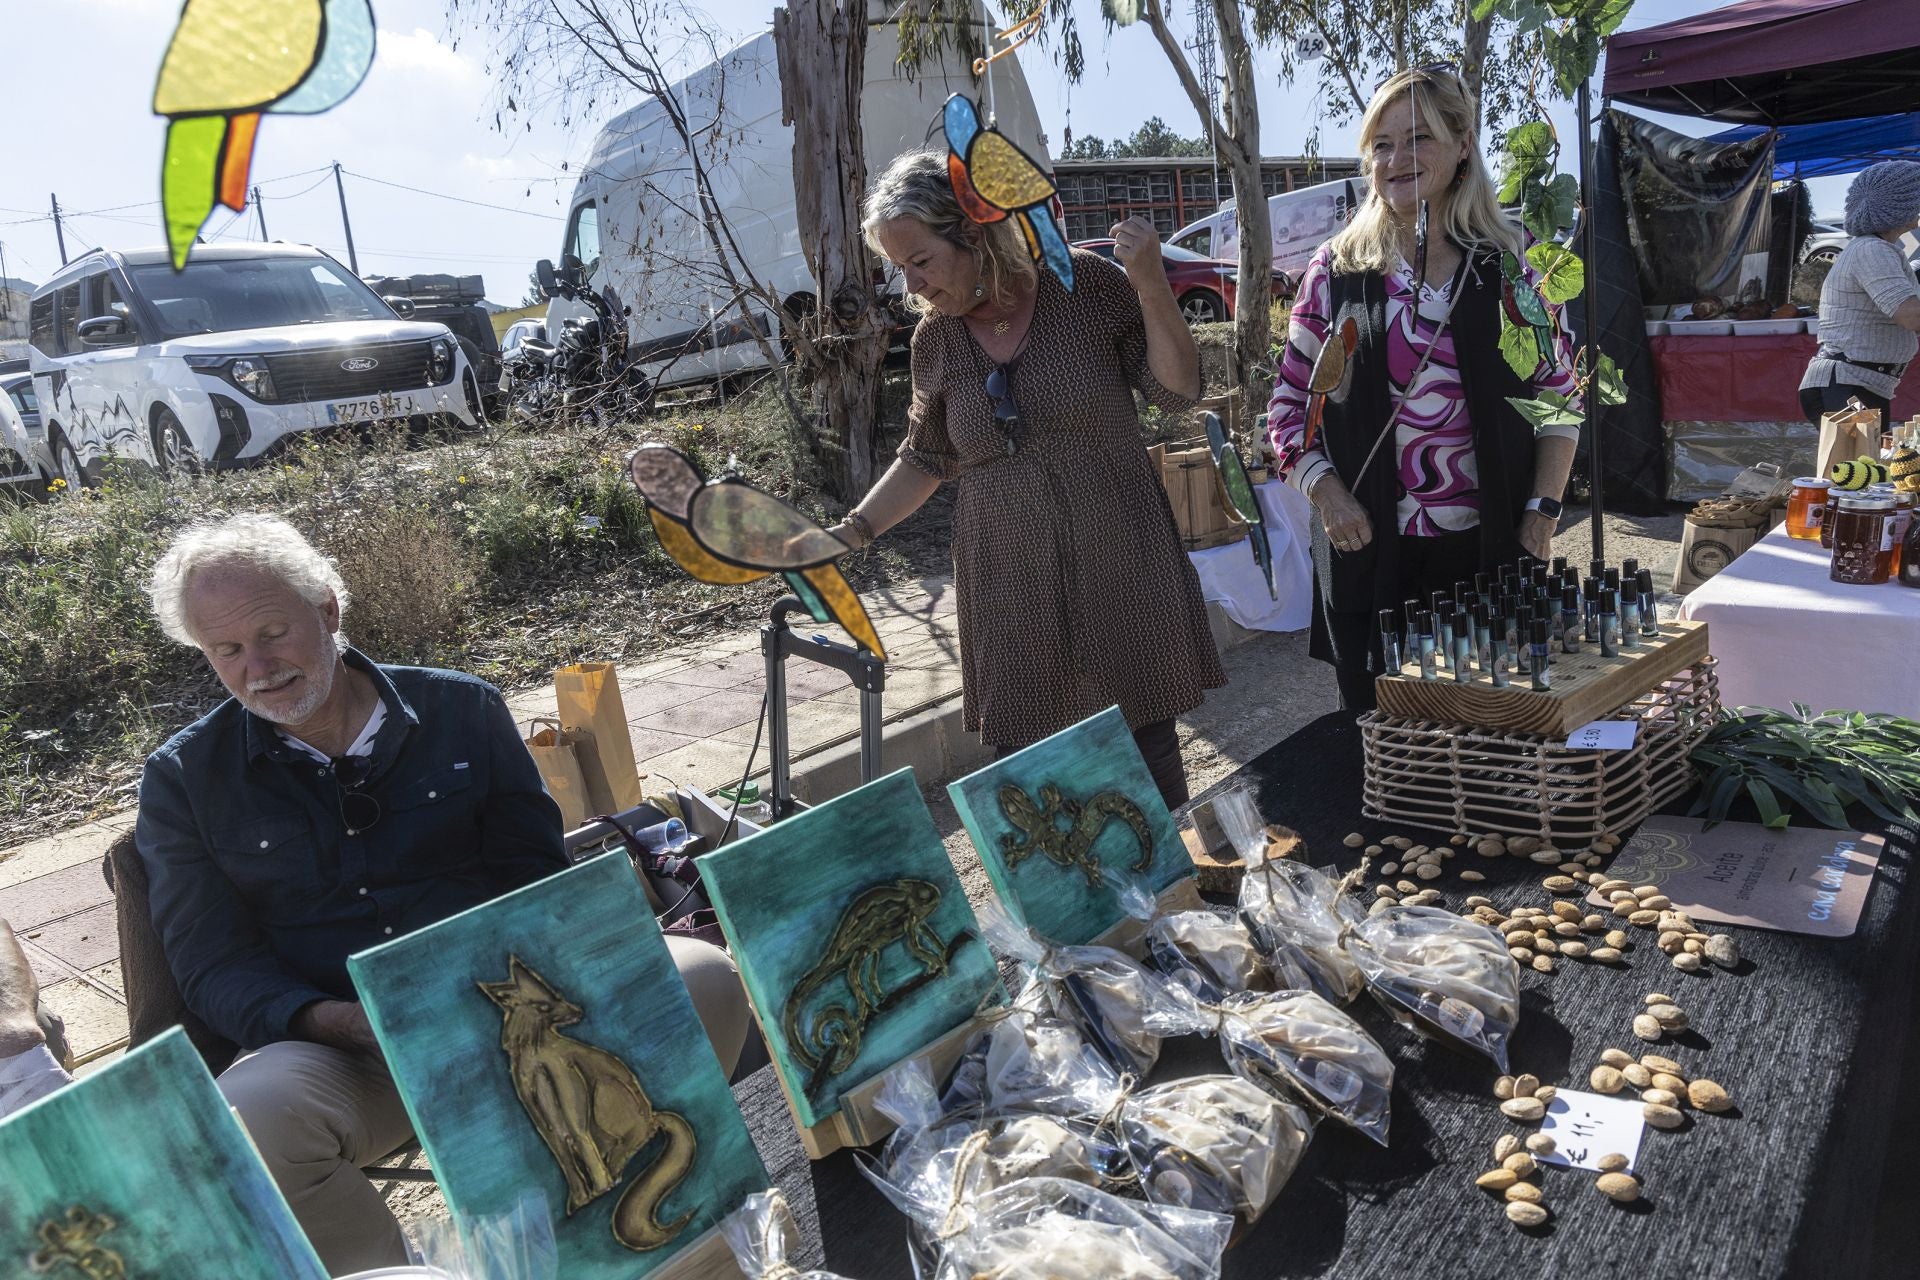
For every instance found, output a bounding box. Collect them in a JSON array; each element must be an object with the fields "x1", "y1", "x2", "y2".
[{"x1": 326, "y1": 391, "x2": 419, "y2": 424}]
